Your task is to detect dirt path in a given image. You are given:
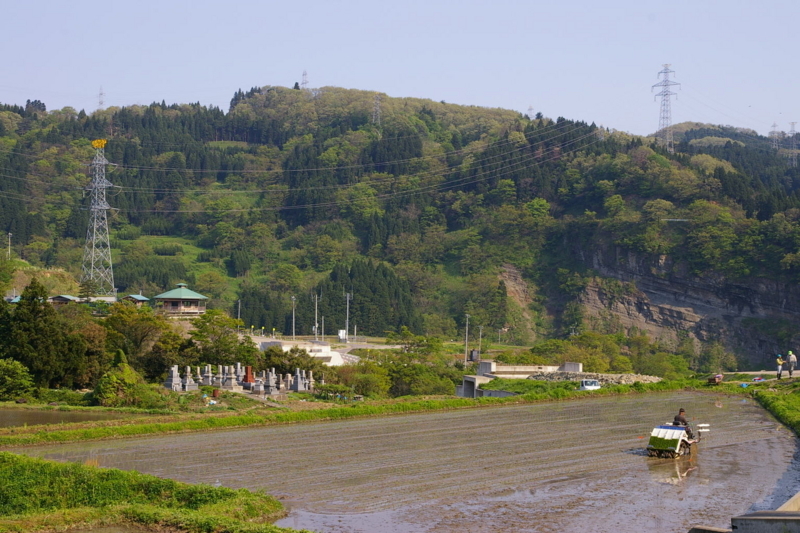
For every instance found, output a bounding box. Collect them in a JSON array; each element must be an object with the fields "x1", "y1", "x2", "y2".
[{"x1": 14, "y1": 392, "x2": 799, "y2": 533}]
